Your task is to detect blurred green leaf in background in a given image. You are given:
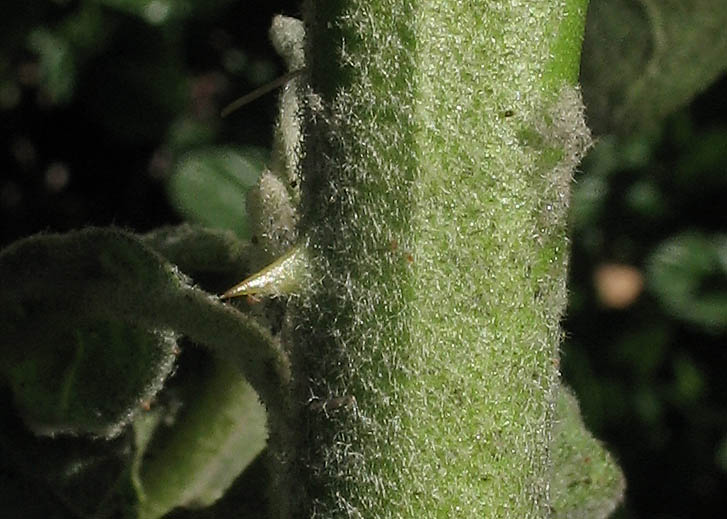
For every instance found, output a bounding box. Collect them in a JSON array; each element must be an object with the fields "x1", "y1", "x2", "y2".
[
  {"x1": 167, "y1": 146, "x2": 265, "y2": 239},
  {"x1": 564, "y1": 1, "x2": 727, "y2": 516},
  {"x1": 566, "y1": 39, "x2": 727, "y2": 517}
]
